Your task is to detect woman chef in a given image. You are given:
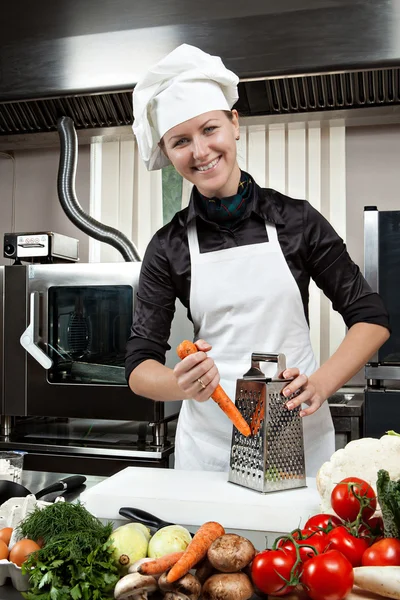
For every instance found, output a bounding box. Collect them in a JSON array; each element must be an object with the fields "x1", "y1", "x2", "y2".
[{"x1": 125, "y1": 44, "x2": 390, "y2": 476}]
